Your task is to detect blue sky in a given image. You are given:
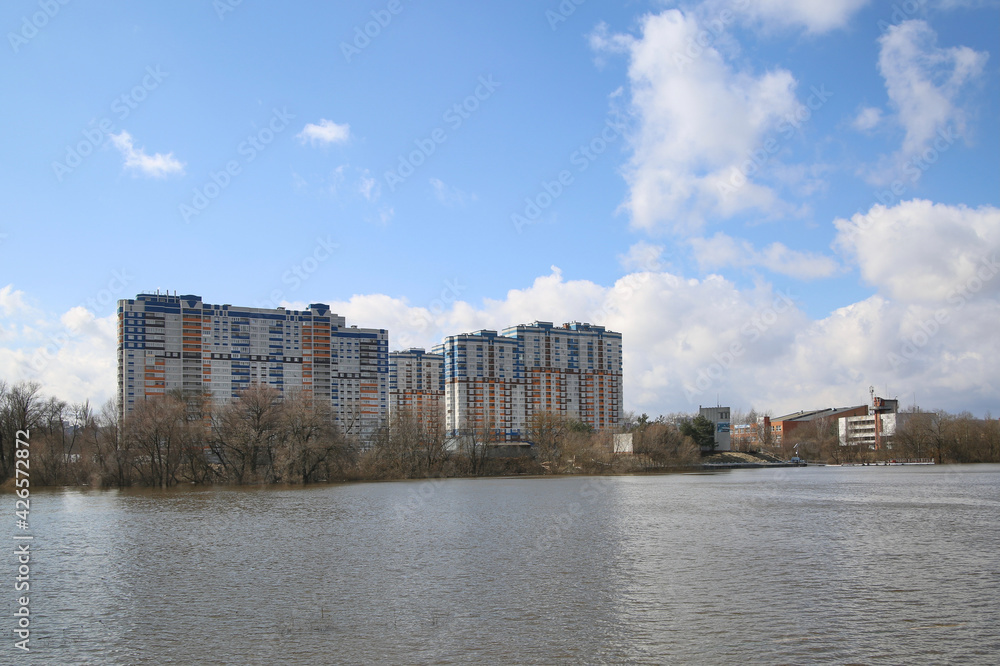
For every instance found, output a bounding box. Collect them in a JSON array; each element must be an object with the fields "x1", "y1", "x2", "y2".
[{"x1": 2, "y1": 0, "x2": 999, "y2": 417}]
